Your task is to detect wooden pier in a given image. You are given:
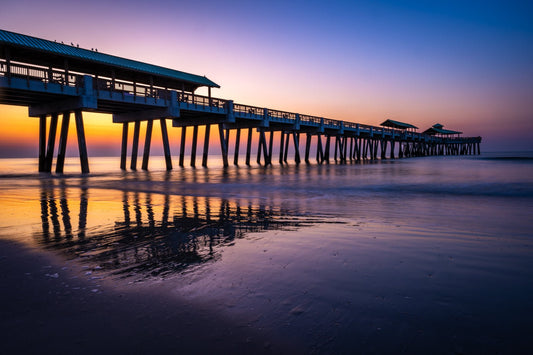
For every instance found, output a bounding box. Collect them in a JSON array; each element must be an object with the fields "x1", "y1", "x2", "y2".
[{"x1": 0, "y1": 29, "x2": 481, "y2": 173}]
